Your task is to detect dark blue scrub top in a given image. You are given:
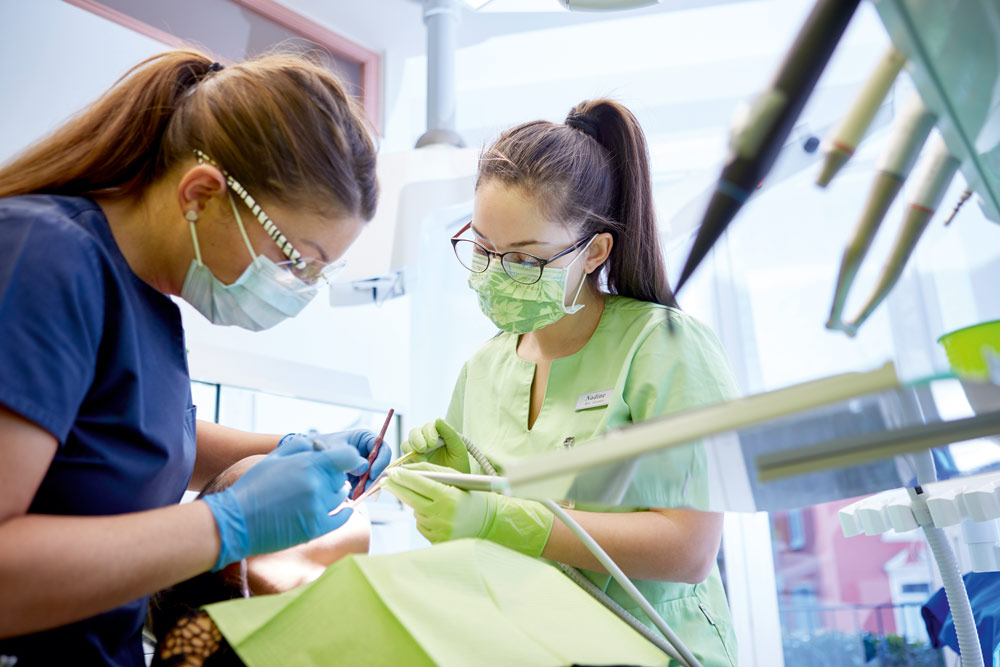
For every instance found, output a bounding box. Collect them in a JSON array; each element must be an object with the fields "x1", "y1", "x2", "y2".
[{"x1": 0, "y1": 195, "x2": 197, "y2": 666}]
